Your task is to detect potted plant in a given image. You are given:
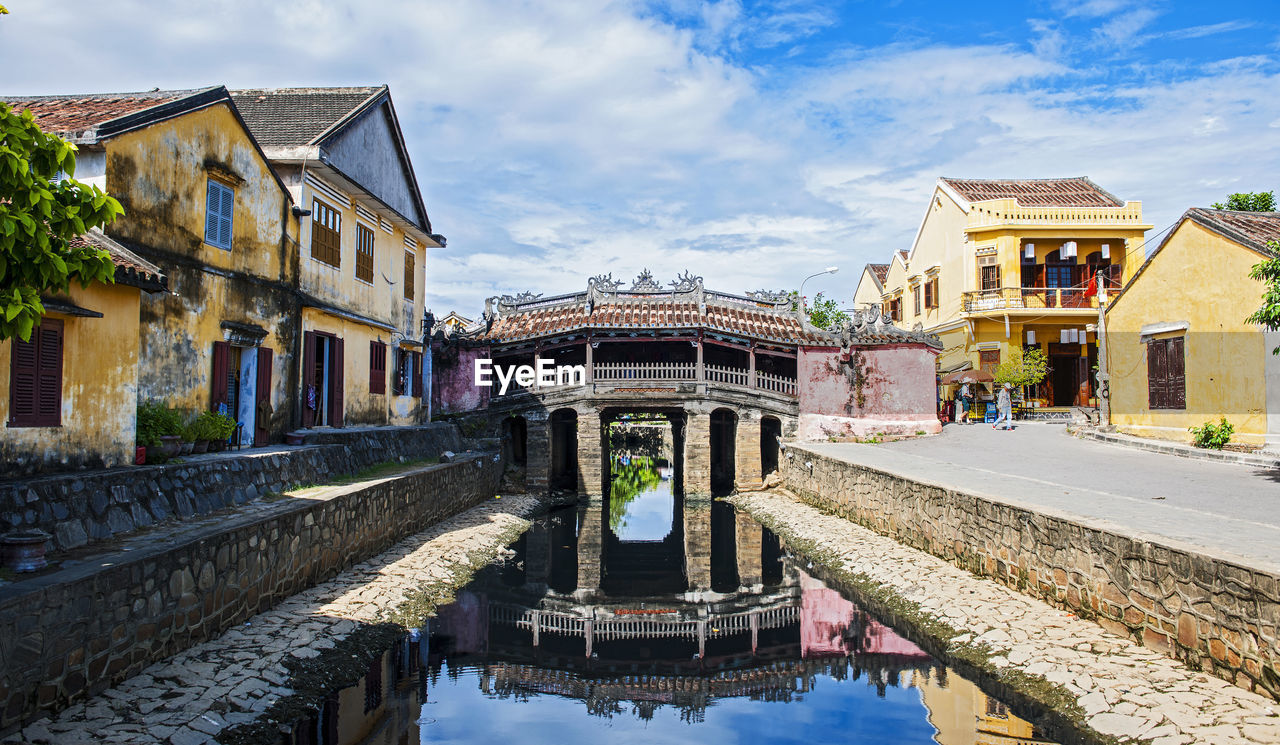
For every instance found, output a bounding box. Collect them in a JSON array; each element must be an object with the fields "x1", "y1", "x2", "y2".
[
  {"x1": 136, "y1": 400, "x2": 165, "y2": 464},
  {"x1": 156, "y1": 405, "x2": 185, "y2": 459},
  {"x1": 190, "y1": 411, "x2": 218, "y2": 453},
  {"x1": 206, "y1": 411, "x2": 237, "y2": 451},
  {"x1": 179, "y1": 411, "x2": 197, "y2": 455}
]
